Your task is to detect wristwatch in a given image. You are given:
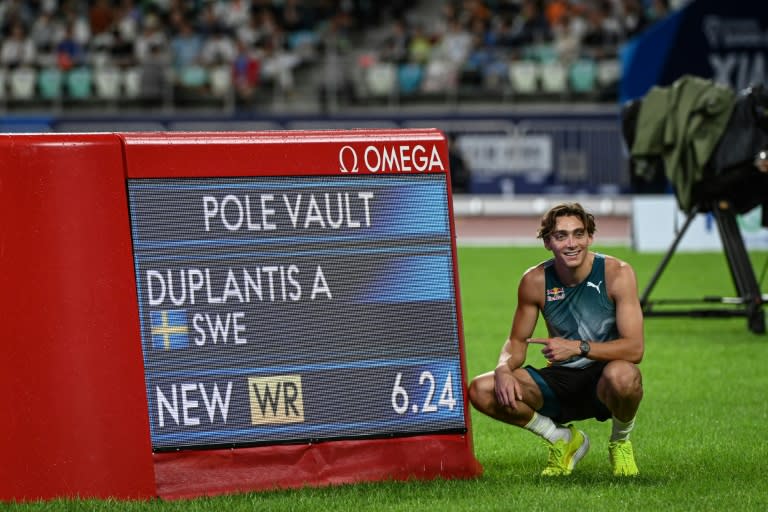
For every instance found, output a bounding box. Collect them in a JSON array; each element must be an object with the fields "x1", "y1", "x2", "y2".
[{"x1": 579, "y1": 340, "x2": 591, "y2": 358}]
